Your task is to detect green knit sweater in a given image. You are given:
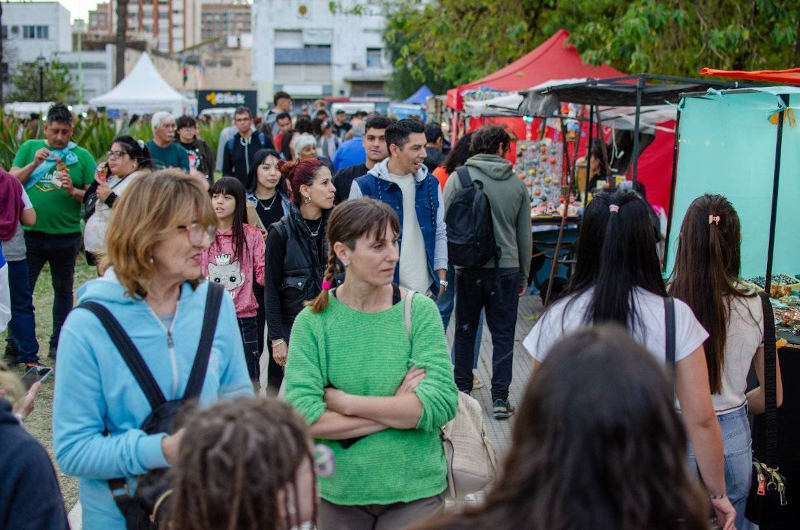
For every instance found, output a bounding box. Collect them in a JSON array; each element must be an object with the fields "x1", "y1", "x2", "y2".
[{"x1": 285, "y1": 292, "x2": 458, "y2": 505}]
